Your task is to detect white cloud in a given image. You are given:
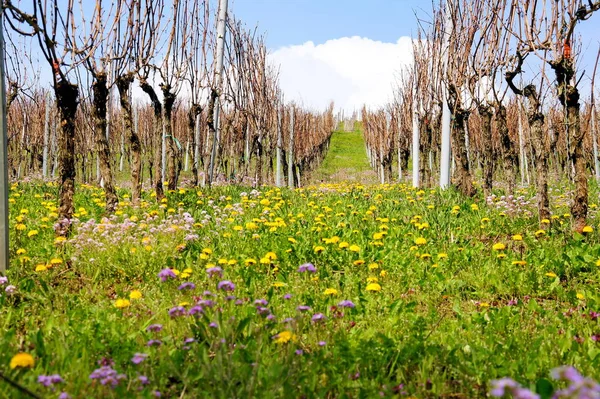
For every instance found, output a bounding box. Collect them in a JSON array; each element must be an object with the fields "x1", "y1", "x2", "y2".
[{"x1": 269, "y1": 36, "x2": 414, "y2": 113}]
